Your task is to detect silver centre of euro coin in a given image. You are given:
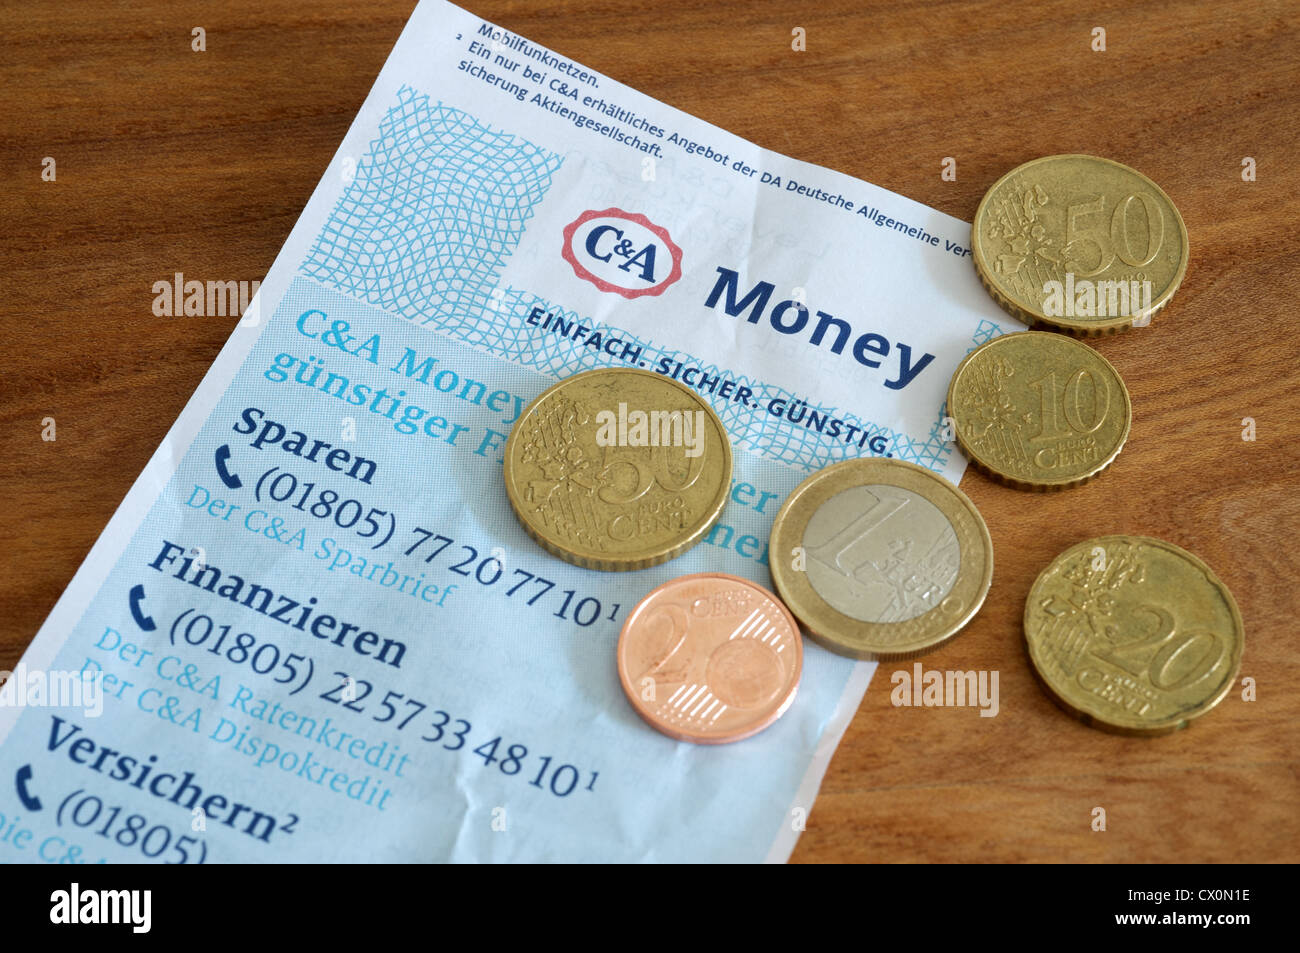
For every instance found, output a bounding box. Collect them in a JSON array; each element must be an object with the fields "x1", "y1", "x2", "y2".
[{"x1": 801, "y1": 484, "x2": 960, "y2": 623}]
